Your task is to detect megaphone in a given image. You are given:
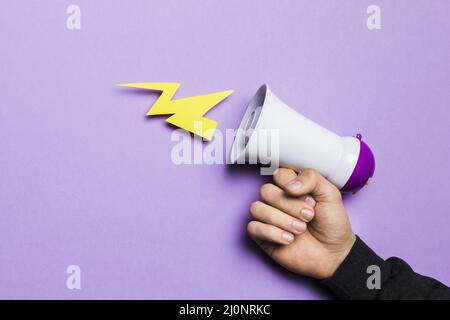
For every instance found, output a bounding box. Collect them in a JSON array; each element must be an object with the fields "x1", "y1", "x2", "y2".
[{"x1": 229, "y1": 84, "x2": 375, "y2": 193}]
